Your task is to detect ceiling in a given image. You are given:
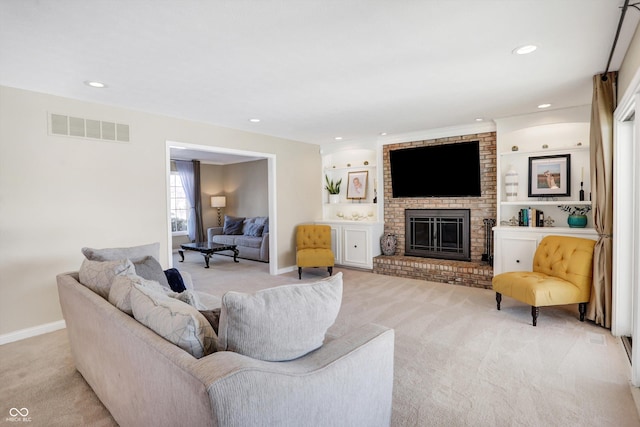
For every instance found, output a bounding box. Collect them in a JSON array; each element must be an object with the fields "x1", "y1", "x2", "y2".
[{"x1": 1, "y1": 0, "x2": 639, "y2": 155}]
